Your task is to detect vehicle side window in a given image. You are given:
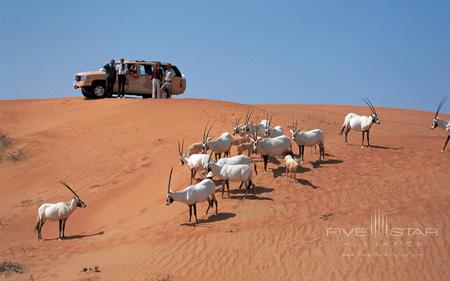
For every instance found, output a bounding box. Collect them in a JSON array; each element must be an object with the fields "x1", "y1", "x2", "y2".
[
  {"x1": 139, "y1": 65, "x2": 146, "y2": 76},
  {"x1": 171, "y1": 65, "x2": 182, "y2": 77},
  {"x1": 144, "y1": 65, "x2": 153, "y2": 75}
]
